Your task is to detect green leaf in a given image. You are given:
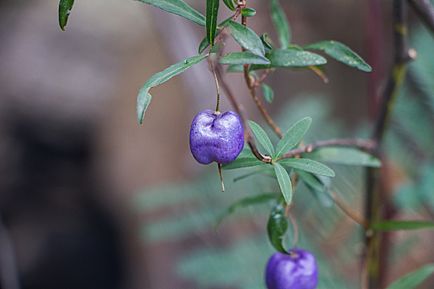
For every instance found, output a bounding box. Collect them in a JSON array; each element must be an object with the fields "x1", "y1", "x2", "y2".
[
  {"x1": 220, "y1": 52, "x2": 270, "y2": 65},
  {"x1": 198, "y1": 17, "x2": 232, "y2": 53},
  {"x1": 138, "y1": 0, "x2": 206, "y2": 26},
  {"x1": 307, "y1": 147, "x2": 381, "y2": 167},
  {"x1": 226, "y1": 64, "x2": 244, "y2": 73},
  {"x1": 248, "y1": 121, "x2": 275, "y2": 155},
  {"x1": 270, "y1": 0, "x2": 291, "y2": 48},
  {"x1": 206, "y1": 0, "x2": 219, "y2": 47},
  {"x1": 273, "y1": 163, "x2": 293, "y2": 204},
  {"x1": 59, "y1": 0, "x2": 75, "y2": 31},
  {"x1": 261, "y1": 84, "x2": 274, "y2": 103},
  {"x1": 227, "y1": 20, "x2": 265, "y2": 56},
  {"x1": 267, "y1": 203, "x2": 289, "y2": 253},
  {"x1": 278, "y1": 158, "x2": 335, "y2": 177},
  {"x1": 222, "y1": 148, "x2": 268, "y2": 170},
  {"x1": 385, "y1": 264, "x2": 434, "y2": 289},
  {"x1": 275, "y1": 117, "x2": 312, "y2": 158},
  {"x1": 137, "y1": 54, "x2": 207, "y2": 124},
  {"x1": 269, "y1": 49, "x2": 327, "y2": 68},
  {"x1": 222, "y1": 0, "x2": 236, "y2": 11},
  {"x1": 372, "y1": 220, "x2": 434, "y2": 231},
  {"x1": 305, "y1": 40, "x2": 372, "y2": 72},
  {"x1": 297, "y1": 171, "x2": 333, "y2": 207},
  {"x1": 233, "y1": 168, "x2": 275, "y2": 182},
  {"x1": 217, "y1": 193, "x2": 278, "y2": 225},
  {"x1": 241, "y1": 7, "x2": 256, "y2": 17}
]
